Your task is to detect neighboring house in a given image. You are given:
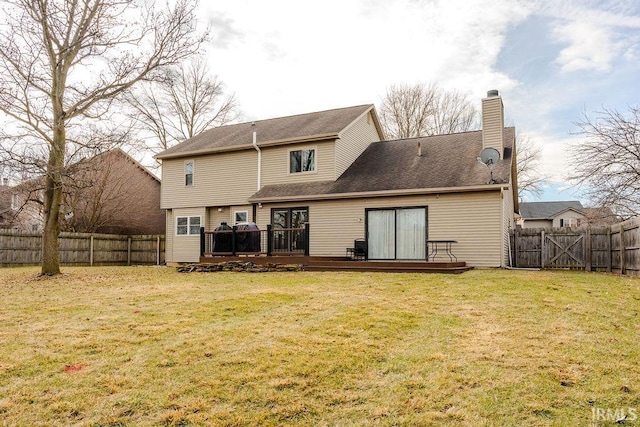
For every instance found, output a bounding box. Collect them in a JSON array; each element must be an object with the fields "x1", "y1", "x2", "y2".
[
  {"x1": 157, "y1": 91, "x2": 519, "y2": 267},
  {"x1": 519, "y1": 201, "x2": 586, "y2": 228},
  {"x1": 0, "y1": 179, "x2": 42, "y2": 231},
  {"x1": 5, "y1": 149, "x2": 165, "y2": 235},
  {"x1": 0, "y1": 182, "x2": 14, "y2": 227}
]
